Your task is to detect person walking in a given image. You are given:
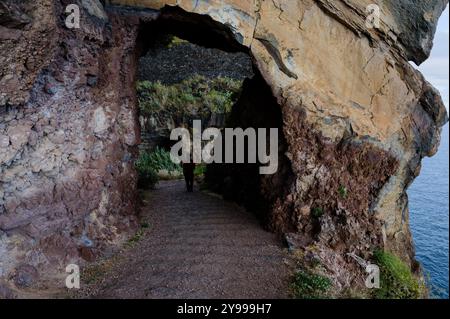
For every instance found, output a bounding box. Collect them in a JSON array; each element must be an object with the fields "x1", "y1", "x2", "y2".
[{"x1": 182, "y1": 161, "x2": 196, "y2": 192}]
